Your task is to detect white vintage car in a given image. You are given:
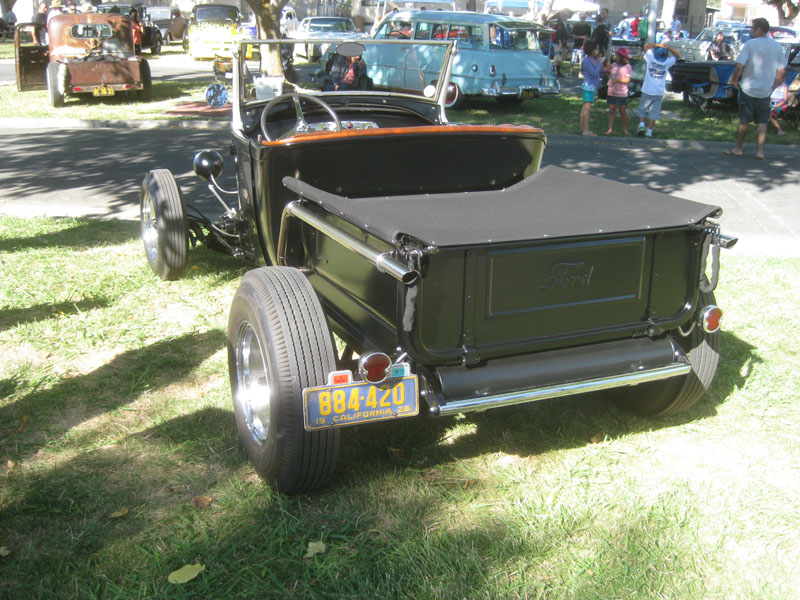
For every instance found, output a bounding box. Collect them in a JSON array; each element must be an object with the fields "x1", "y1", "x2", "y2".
[
  {"x1": 287, "y1": 16, "x2": 369, "y2": 62},
  {"x1": 667, "y1": 26, "x2": 751, "y2": 62}
]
